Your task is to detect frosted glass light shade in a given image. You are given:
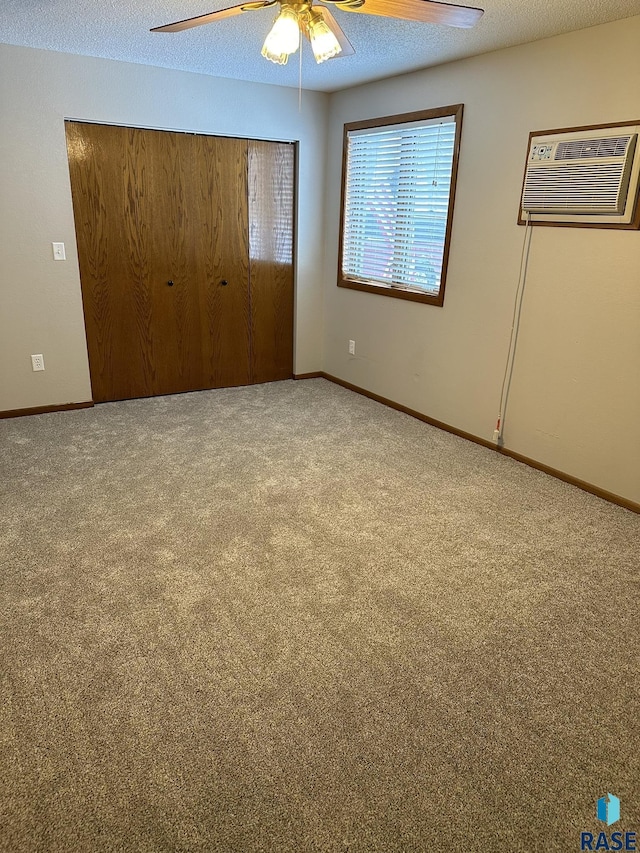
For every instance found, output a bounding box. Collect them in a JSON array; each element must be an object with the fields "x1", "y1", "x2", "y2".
[
  {"x1": 261, "y1": 7, "x2": 300, "y2": 63},
  {"x1": 308, "y1": 15, "x2": 341, "y2": 63}
]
